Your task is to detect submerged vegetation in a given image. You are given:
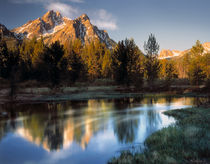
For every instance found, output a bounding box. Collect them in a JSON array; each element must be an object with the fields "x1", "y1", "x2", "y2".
[{"x1": 109, "y1": 106, "x2": 210, "y2": 164}]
